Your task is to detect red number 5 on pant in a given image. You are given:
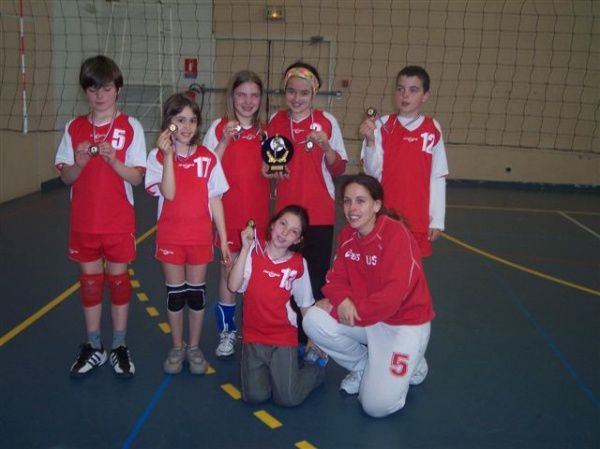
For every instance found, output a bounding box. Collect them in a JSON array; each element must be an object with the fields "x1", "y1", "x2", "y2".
[{"x1": 390, "y1": 352, "x2": 410, "y2": 377}]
